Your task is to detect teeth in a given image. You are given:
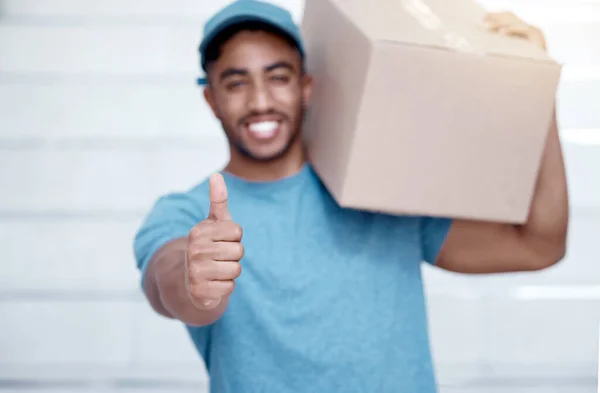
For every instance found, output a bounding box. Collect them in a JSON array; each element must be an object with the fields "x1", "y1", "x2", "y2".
[{"x1": 248, "y1": 121, "x2": 278, "y2": 134}]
